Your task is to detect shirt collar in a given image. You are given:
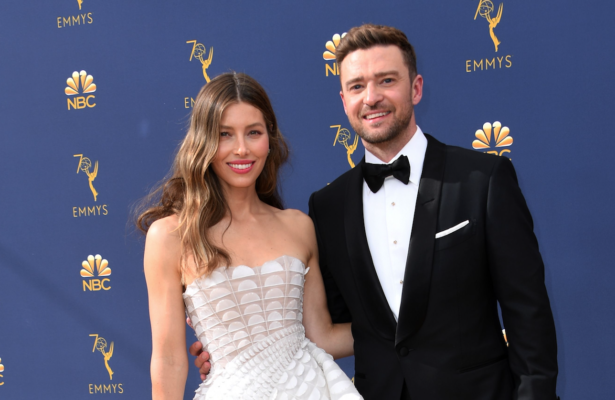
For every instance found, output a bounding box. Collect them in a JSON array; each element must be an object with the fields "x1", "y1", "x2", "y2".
[{"x1": 364, "y1": 126, "x2": 427, "y2": 185}]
